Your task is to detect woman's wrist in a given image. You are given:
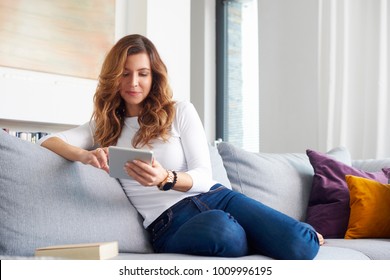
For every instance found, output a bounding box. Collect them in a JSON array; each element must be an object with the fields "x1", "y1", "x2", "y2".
[
  {"x1": 157, "y1": 170, "x2": 169, "y2": 188},
  {"x1": 158, "y1": 170, "x2": 177, "y2": 191}
]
